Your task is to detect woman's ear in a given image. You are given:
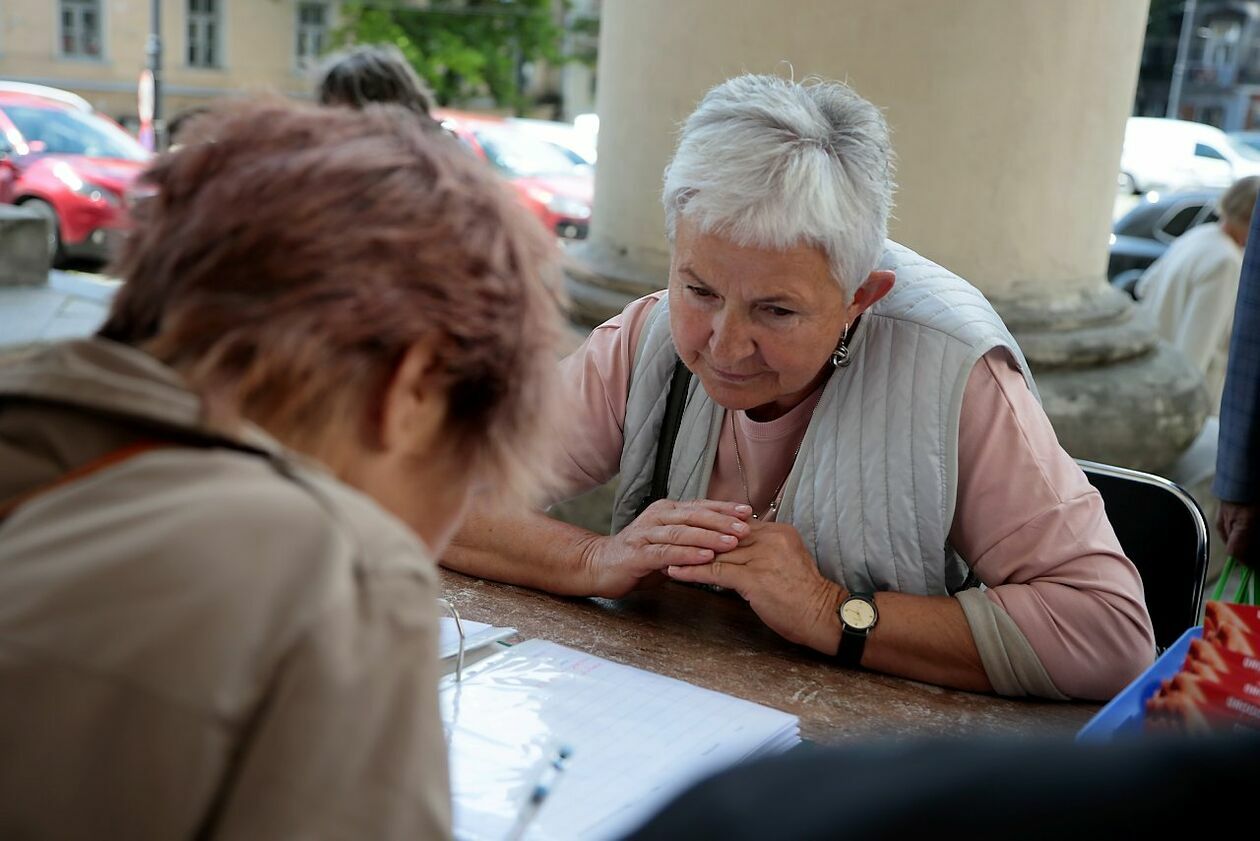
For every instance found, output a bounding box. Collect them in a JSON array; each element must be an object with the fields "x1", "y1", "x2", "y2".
[
  {"x1": 378, "y1": 336, "x2": 450, "y2": 459},
  {"x1": 847, "y1": 270, "x2": 895, "y2": 319}
]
